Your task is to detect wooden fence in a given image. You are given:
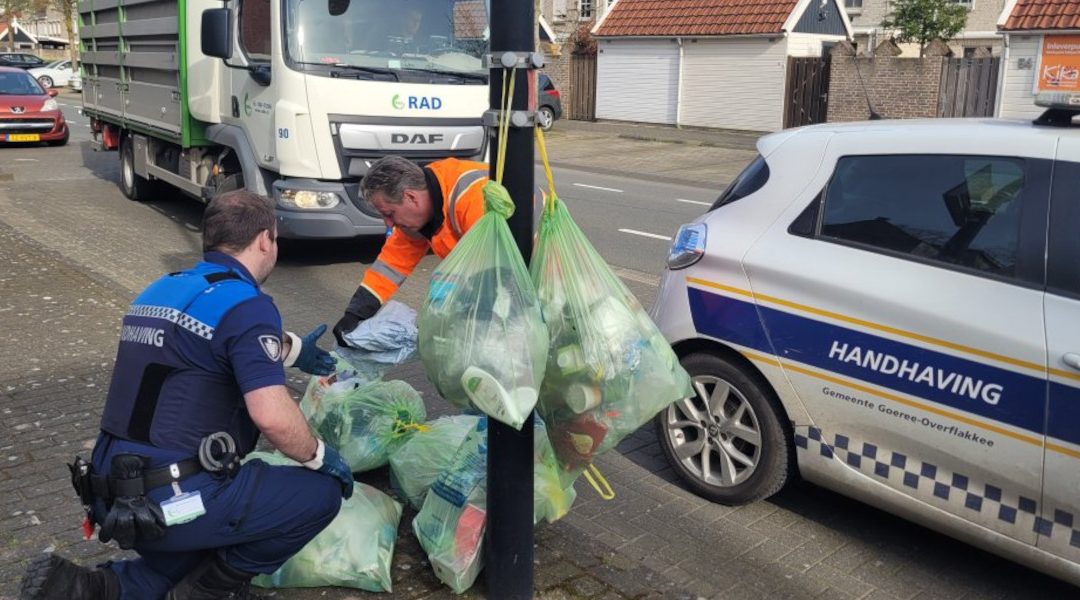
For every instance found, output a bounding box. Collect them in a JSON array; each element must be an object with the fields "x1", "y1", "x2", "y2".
[{"x1": 938, "y1": 58, "x2": 1000, "y2": 118}]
